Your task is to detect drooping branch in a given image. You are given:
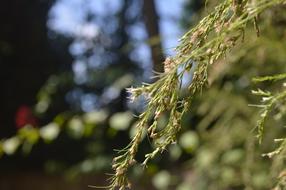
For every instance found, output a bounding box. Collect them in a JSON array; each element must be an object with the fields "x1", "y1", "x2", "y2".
[{"x1": 108, "y1": 0, "x2": 286, "y2": 189}]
